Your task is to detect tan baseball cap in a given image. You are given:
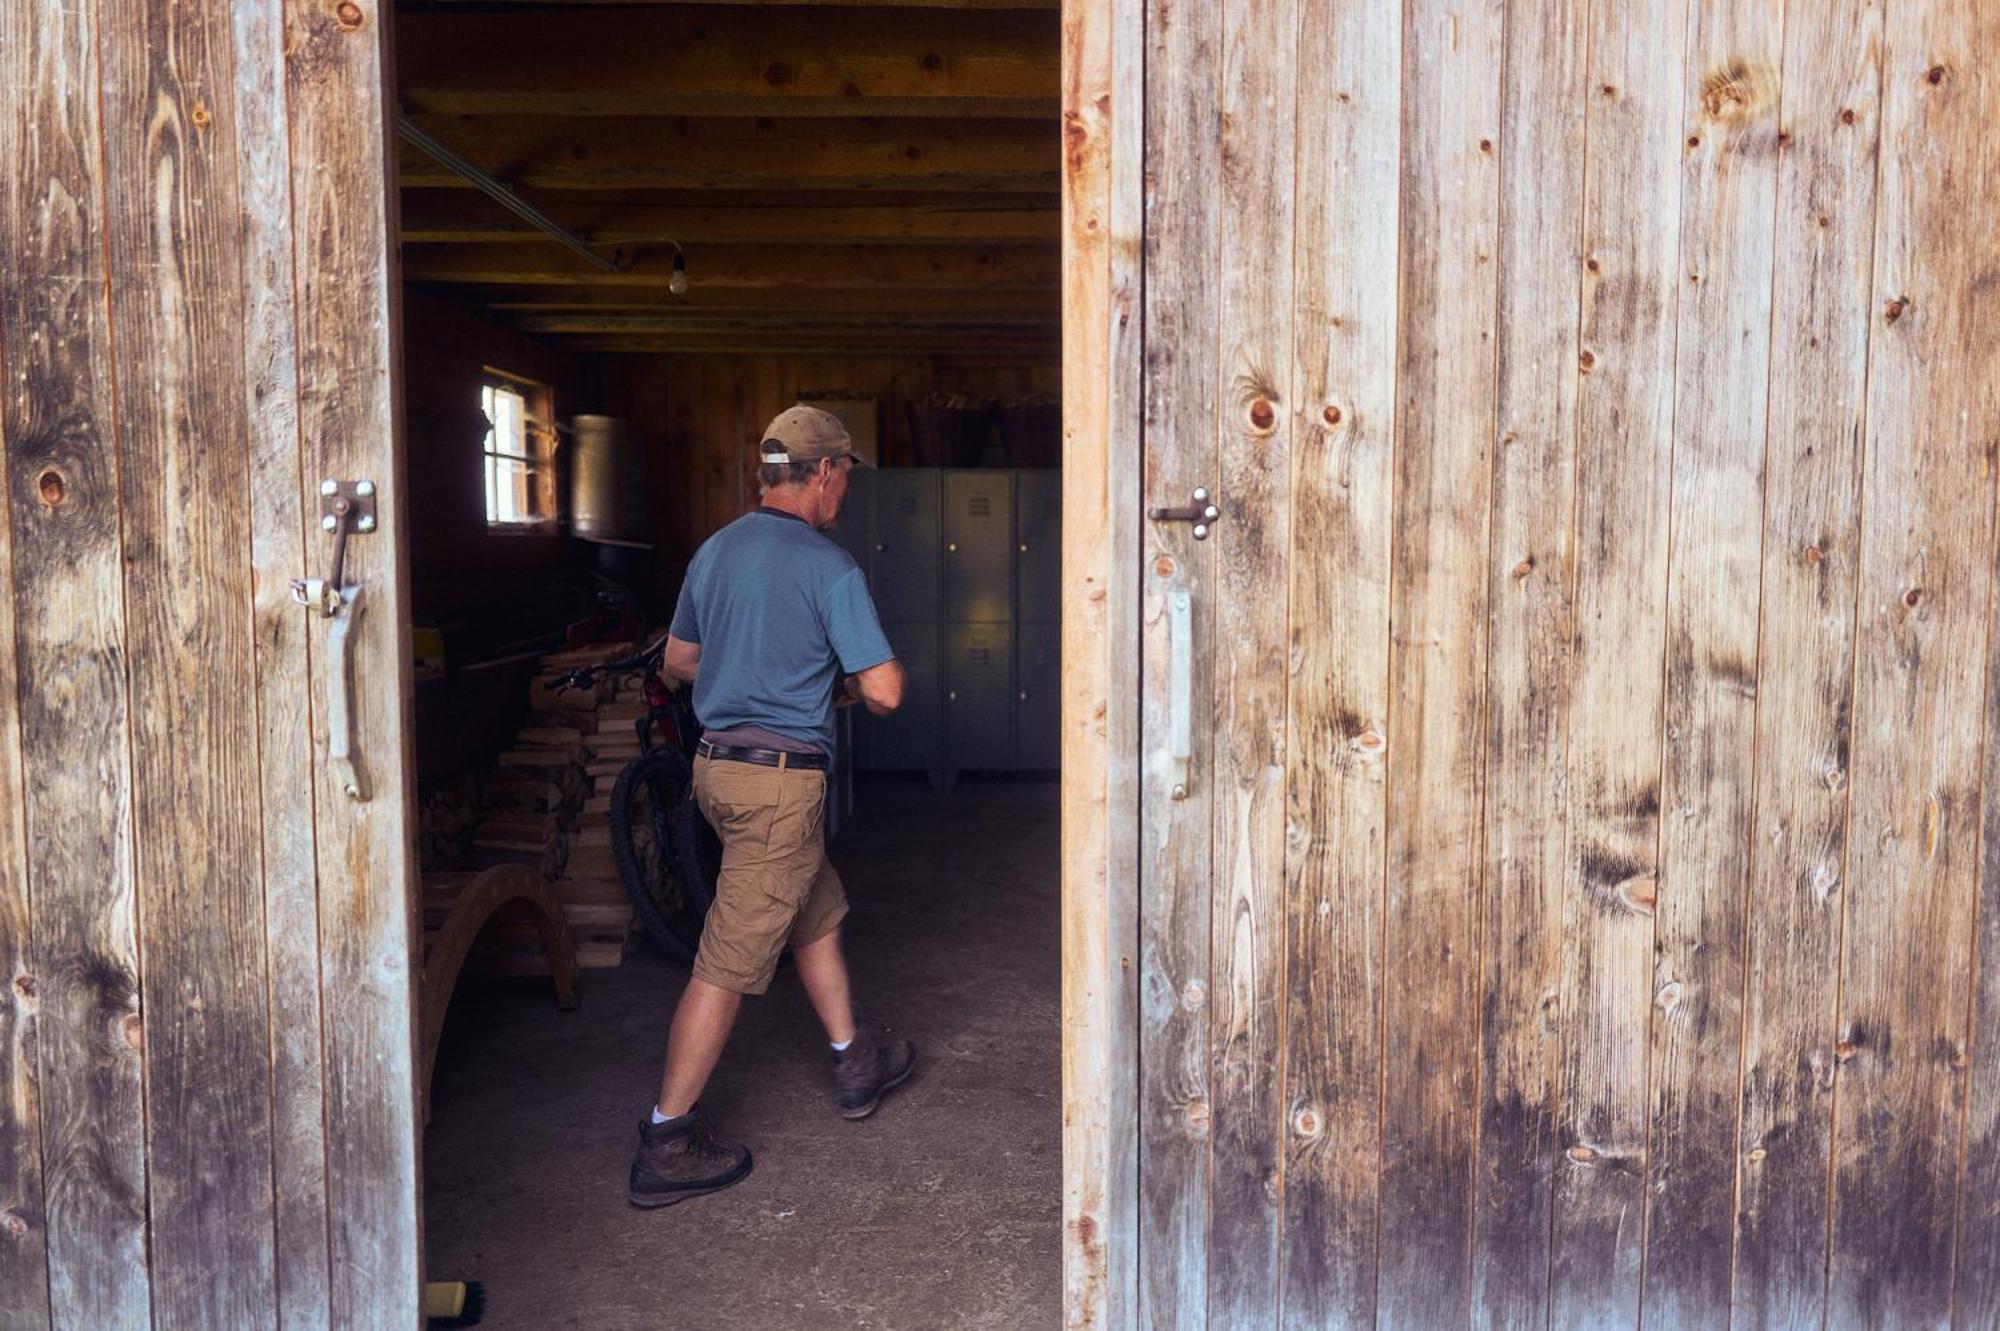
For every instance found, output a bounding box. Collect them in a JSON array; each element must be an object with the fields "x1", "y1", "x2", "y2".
[{"x1": 758, "y1": 405, "x2": 868, "y2": 466}]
